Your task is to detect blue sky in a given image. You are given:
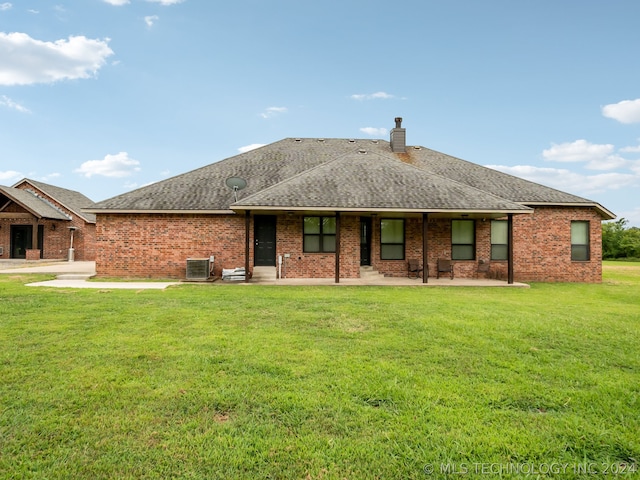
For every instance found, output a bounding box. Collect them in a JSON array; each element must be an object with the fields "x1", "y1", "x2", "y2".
[{"x1": 1, "y1": 0, "x2": 639, "y2": 225}]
